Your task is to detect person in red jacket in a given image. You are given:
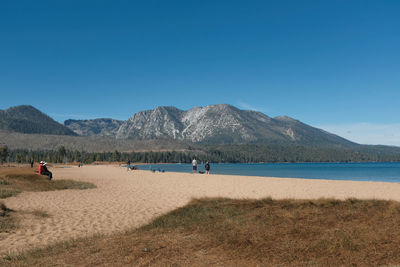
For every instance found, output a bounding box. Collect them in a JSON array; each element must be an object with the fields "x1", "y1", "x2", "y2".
[
  {"x1": 39, "y1": 161, "x2": 52, "y2": 180},
  {"x1": 38, "y1": 161, "x2": 44, "y2": 174}
]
